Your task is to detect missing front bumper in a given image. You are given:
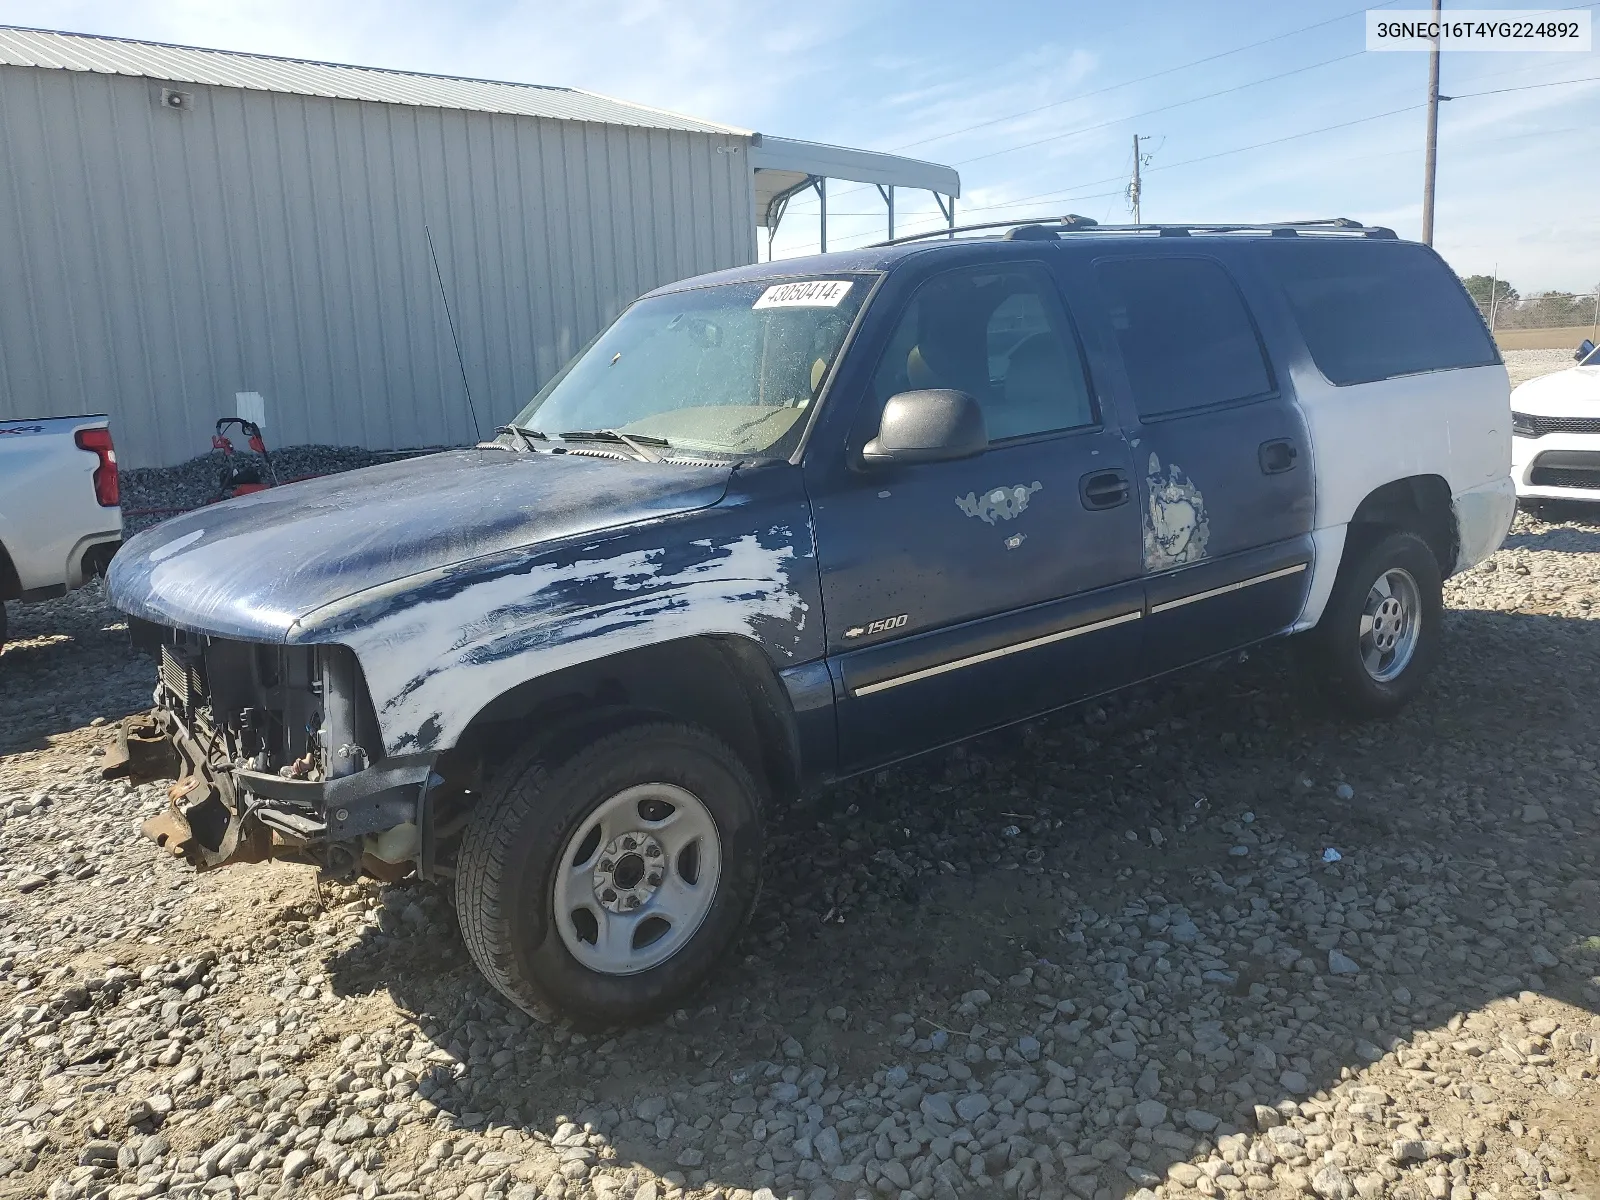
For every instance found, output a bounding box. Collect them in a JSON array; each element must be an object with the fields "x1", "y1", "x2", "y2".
[{"x1": 116, "y1": 709, "x2": 436, "y2": 875}]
